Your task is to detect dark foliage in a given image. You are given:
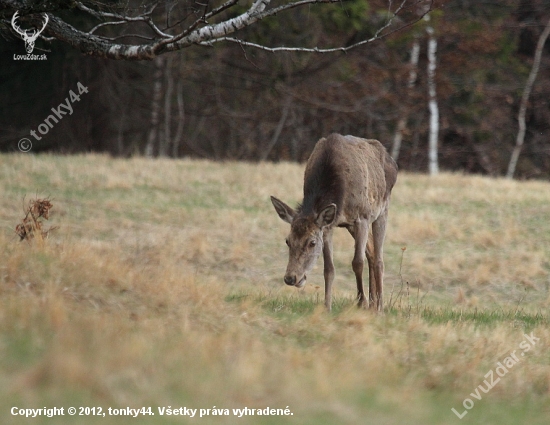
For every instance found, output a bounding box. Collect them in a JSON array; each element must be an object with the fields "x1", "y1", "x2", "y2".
[{"x1": 1, "y1": 0, "x2": 550, "y2": 178}]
